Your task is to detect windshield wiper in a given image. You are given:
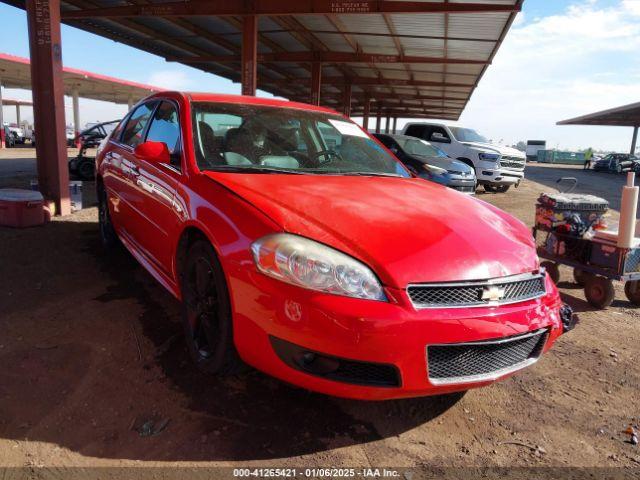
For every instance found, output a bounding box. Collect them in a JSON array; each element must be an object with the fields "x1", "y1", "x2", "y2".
[
  {"x1": 203, "y1": 165, "x2": 307, "y2": 175},
  {"x1": 338, "y1": 172, "x2": 403, "y2": 177}
]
